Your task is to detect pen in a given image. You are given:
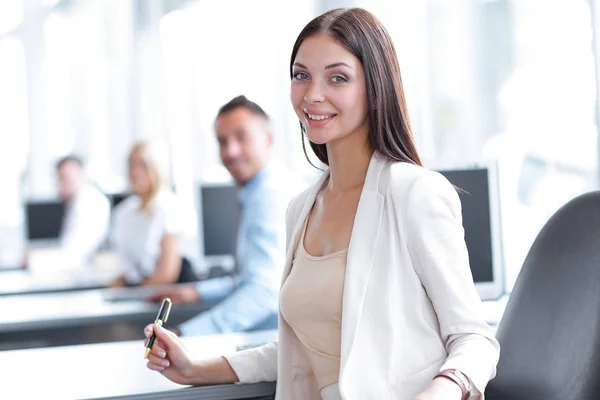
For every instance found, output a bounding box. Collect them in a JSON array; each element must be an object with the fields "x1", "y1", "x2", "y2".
[{"x1": 144, "y1": 297, "x2": 172, "y2": 359}]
